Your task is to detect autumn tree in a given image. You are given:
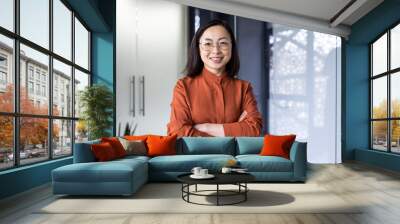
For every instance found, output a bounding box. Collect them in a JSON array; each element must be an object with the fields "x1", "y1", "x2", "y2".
[
  {"x1": 0, "y1": 84, "x2": 60, "y2": 152},
  {"x1": 0, "y1": 85, "x2": 14, "y2": 150},
  {"x1": 372, "y1": 99, "x2": 400, "y2": 144}
]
